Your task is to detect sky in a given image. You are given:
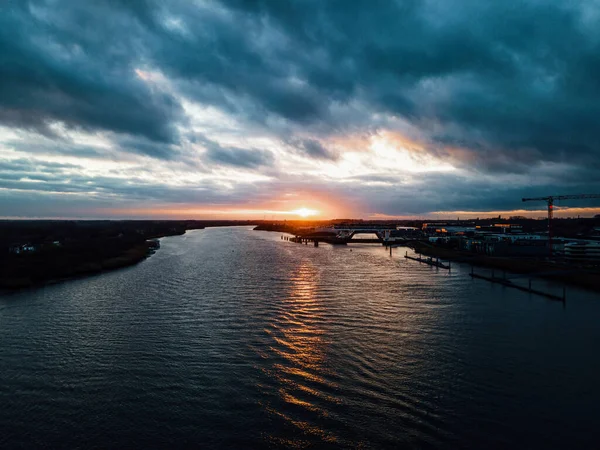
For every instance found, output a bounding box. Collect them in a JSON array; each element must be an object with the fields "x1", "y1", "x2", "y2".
[{"x1": 2, "y1": 0, "x2": 600, "y2": 220}]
